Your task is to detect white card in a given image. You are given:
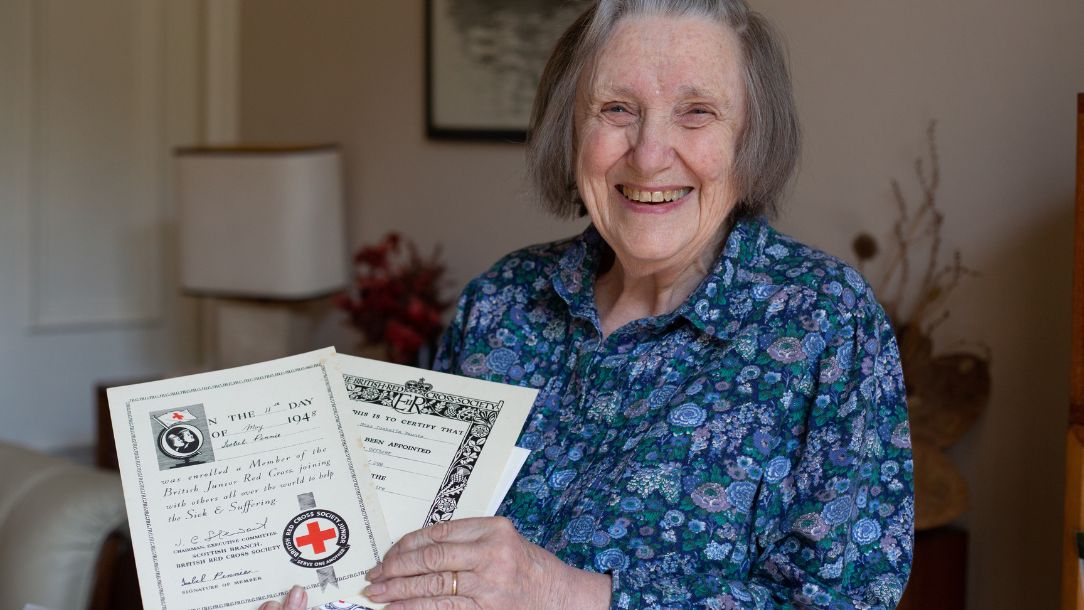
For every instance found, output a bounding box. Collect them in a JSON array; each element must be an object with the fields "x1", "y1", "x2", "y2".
[
  {"x1": 486, "y1": 447, "x2": 531, "y2": 516},
  {"x1": 108, "y1": 348, "x2": 389, "y2": 610},
  {"x1": 336, "y1": 355, "x2": 536, "y2": 541}
]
